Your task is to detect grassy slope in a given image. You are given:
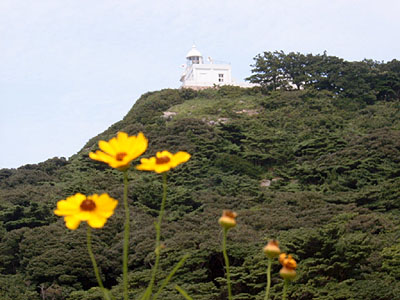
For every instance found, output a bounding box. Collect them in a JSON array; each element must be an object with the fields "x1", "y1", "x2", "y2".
[{"x1": 0, "y1": 86, "x2": 399, "y2": 299}]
